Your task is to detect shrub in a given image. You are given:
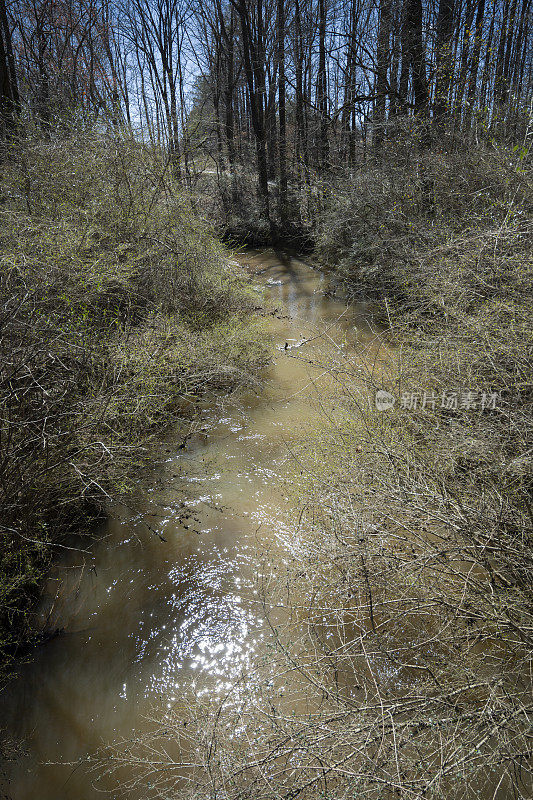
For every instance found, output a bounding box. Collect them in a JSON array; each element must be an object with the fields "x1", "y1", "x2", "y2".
[
  {"x1": 0, "y1": 130, "x2": 268, "y2": 680},
  {"x1": 95, "y1": 142, "x2": 532, "y2": 800}
]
